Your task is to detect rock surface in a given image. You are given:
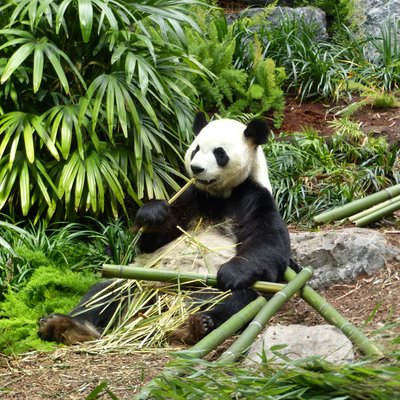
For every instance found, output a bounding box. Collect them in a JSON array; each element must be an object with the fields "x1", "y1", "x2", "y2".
[
  {"x1": 290, "y1": 228, "x2": 400, "y2": 288},
  {"x1": 244, "y1": 324, "x2": 355, "y2": 365}
]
